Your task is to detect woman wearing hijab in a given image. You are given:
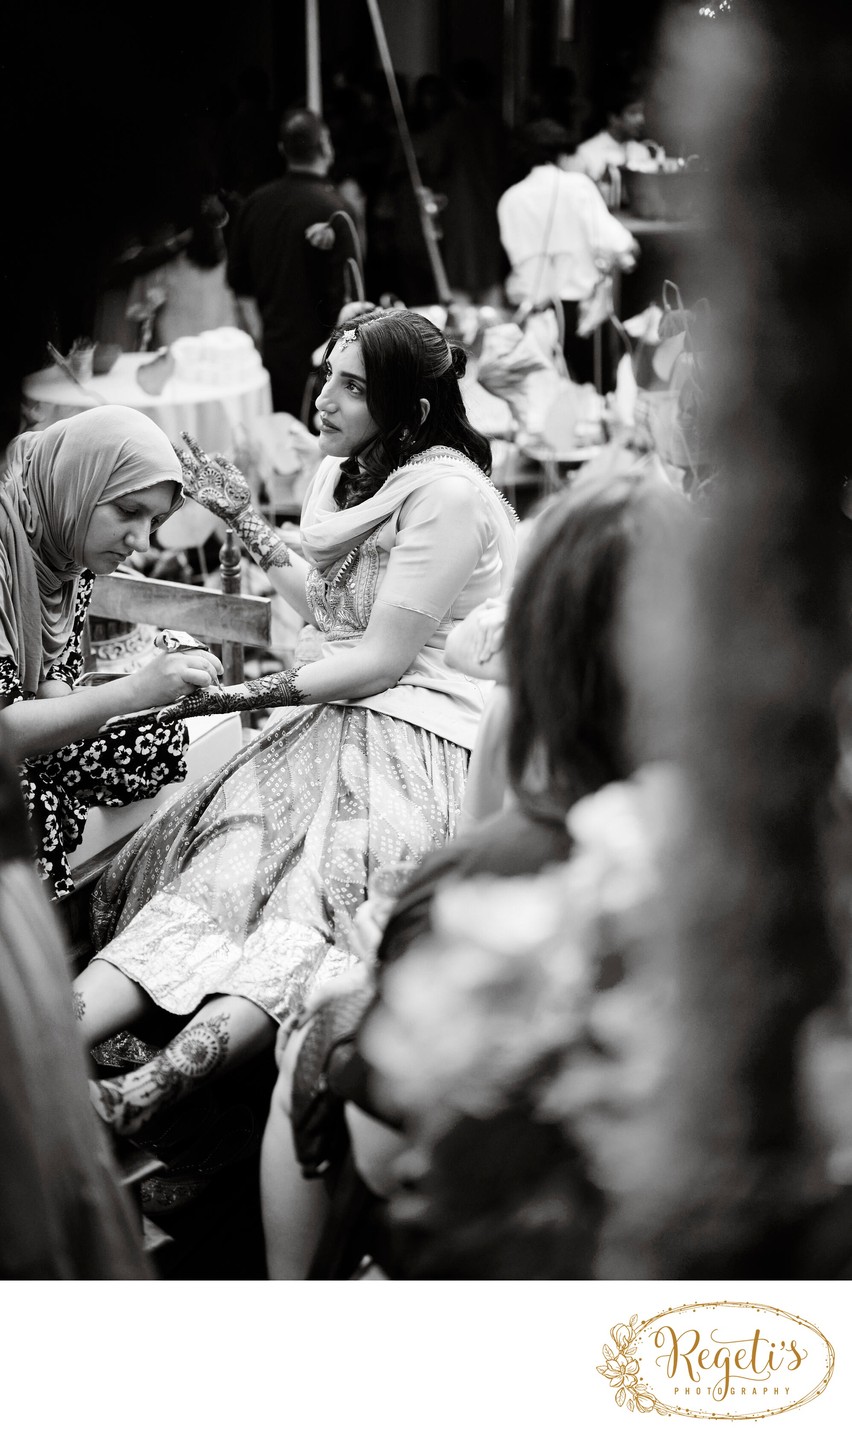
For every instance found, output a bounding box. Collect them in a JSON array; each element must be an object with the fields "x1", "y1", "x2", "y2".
[
  {"x1": 71, "y1": 308, "x2": 517, "y2": 1147},
  {"x1": 0, "y1": 405, "x2": 223, "y2": 899}
]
